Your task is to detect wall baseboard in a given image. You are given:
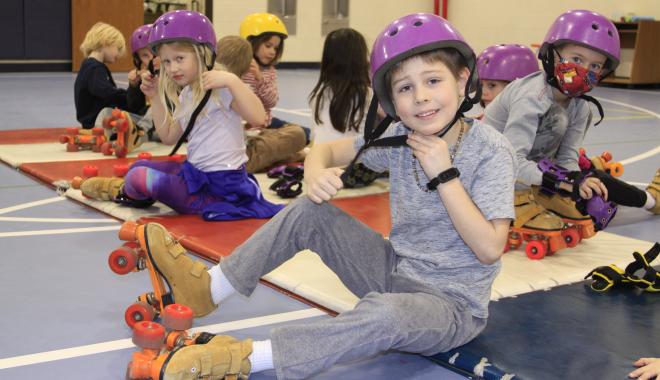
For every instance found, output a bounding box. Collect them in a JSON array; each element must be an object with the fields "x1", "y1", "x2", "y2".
[{"x1": 276, "y1": 62, "x2": 321, "y2": 70}]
